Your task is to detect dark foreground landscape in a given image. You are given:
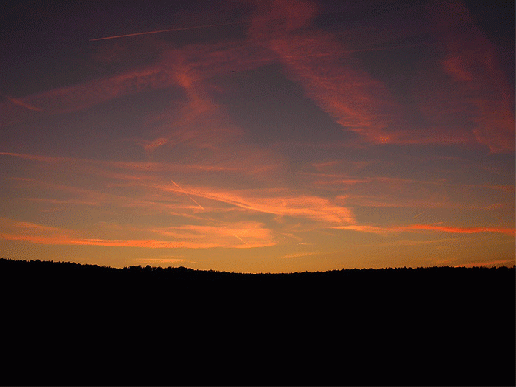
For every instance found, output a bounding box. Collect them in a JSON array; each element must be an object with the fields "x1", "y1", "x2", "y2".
[{"x1": 1, "y1": 258, "x2": 514, "y2": 385}]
